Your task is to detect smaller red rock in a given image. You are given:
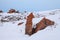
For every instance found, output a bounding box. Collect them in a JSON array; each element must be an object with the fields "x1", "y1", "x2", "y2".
[{"x1": 18, "y1": 22, "x2": 24, "y2": 25}]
